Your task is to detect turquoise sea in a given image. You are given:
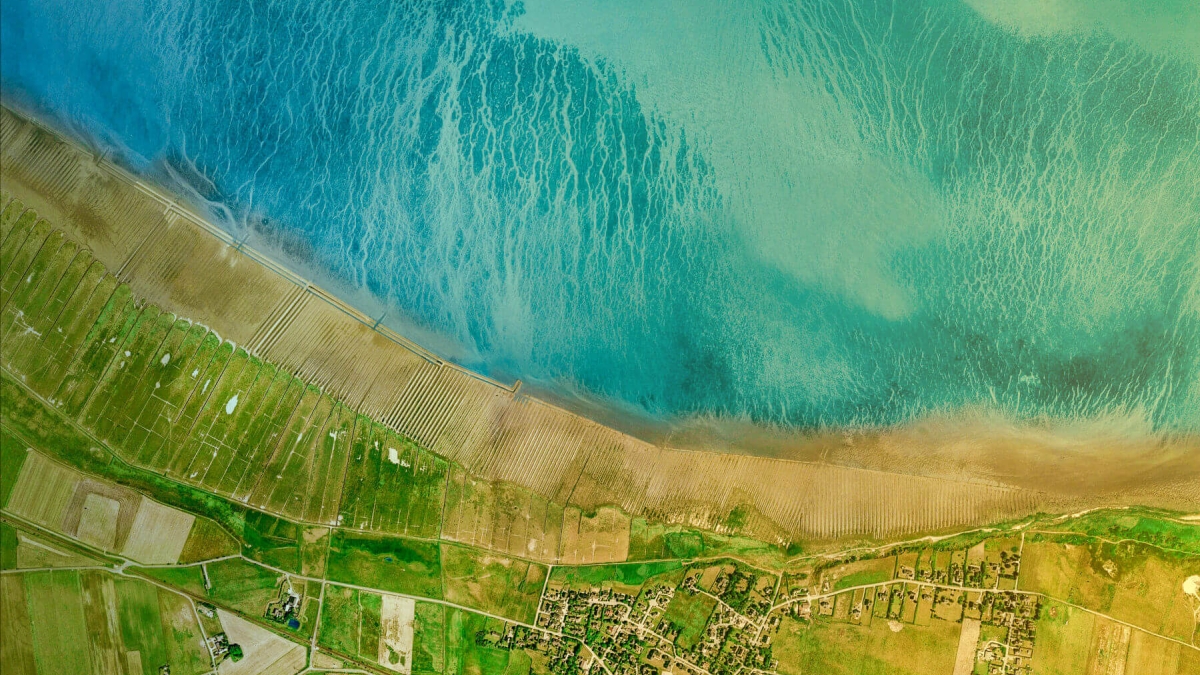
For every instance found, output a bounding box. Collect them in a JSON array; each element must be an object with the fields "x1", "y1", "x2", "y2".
[{"x1": 2, "y1": 0, "x2": 1198, "y2": 430}]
